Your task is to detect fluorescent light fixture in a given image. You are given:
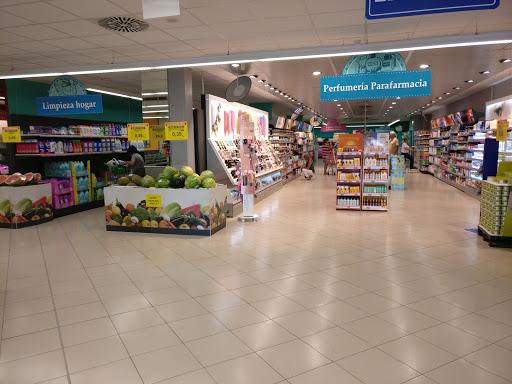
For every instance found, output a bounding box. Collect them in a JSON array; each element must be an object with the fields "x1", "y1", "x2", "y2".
[
  {"x1": 142, "y1": 110, "x2": 168, "y2": 113},
  {"x1": 465, "y1": 79, "x2": 474, "y2": 83},
  {"x1": 346, "y1": 125, "x2": 382, "y2": 128},
  {"x1": 337, "y1": 104, "x2": 341, "y2": 106},
  {"x1": 280, "y1": 92, "x2": 284, "y2": 95},
  {"x1": 249, "y1": 75, "x2": 257, "y2": 78},
  {"x1": 479, "y1": 70, "x2": 490, "y2": 74},
  {"x1": 264, "y1": 83, "x2": 269, "y2": 87},
  {"x1": 437, "y1": 96, "x2": 442, "y2": 99},
  {"x1": 392, "y1": 102, "x2": 396, "y2": 104},
  {"x1": 87, "y1": 88, "x2": 142, "y2": 100},
  {"x1": 2, "y1": 32, "x2": 511, "y2": 79},
  {"x1": 231, "y1": 63, "x2": 240, "y2": 67},
  {"x1": 396, "y1": 97, "x2": 401, "y2": 99},
  {"x1": 419, "y1": 64, "x2": 430, "y2": 68},
  {"x1": 269, "y1": 87, "x2": 274, "y2": 90},
  {"x1": 257, "y1": 79, "x2": 264, "y2": 82},
  {"x1": 0, "y1": 96, "x2": 4, "y2": 100},
  {"x1": 500, "y1": 59, "x2": 511, "y2": 63},
  {"x1": 453, "y1": 87, "x2": 461, "y2": 90},
  {"x1": 142, "y1": 91, "x2": 168, "y2": 96},
  {"x1": 143, "y1": 115, "x2": 169, "y2": 119},
  {"x1": 388, "y1": 119, "x2": 400, "y2": 126},
  {"x1": 275, "y1": 90, "x2": 279, "y2": 93},
  {"x1": 142, "y1": 104, "x2": 167, "y2": 108},
  {"x1": 340, "y1": 108, "x2": 343, "y2": 110},
  {"x1": 312, "y1": 71, "x2": 321, "y2": 75},
  {"x1": 444, "y1": 92, "x2": 451, "y2": 95},
  {"x1": 298, "y1": 102, "x2": 301, "y2": 104},
  {"x1": 389, "y1": 106, "x2": 393, "y2": 109}
]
